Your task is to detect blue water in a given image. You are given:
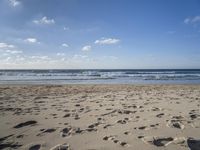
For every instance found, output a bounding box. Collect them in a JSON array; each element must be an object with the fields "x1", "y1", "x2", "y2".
[{"x1": 0, "y1": 69, "x2": 200, "y2": 84}]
